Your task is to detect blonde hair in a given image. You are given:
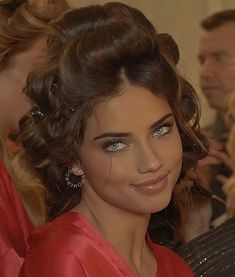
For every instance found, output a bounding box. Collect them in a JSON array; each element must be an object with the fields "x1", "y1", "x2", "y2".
[
  {"x1": 0, "y1": 0, "x2": 69, "y2": 225},
  {"x1": 0, "y1": 133, "x2": 46, "y2": 226},
  {"x1": 0, "y1": 0, "x2": 69, "y2": 70},
  {"x1": 12, "y1": 150, "x2": 47, "y2": 226}
]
